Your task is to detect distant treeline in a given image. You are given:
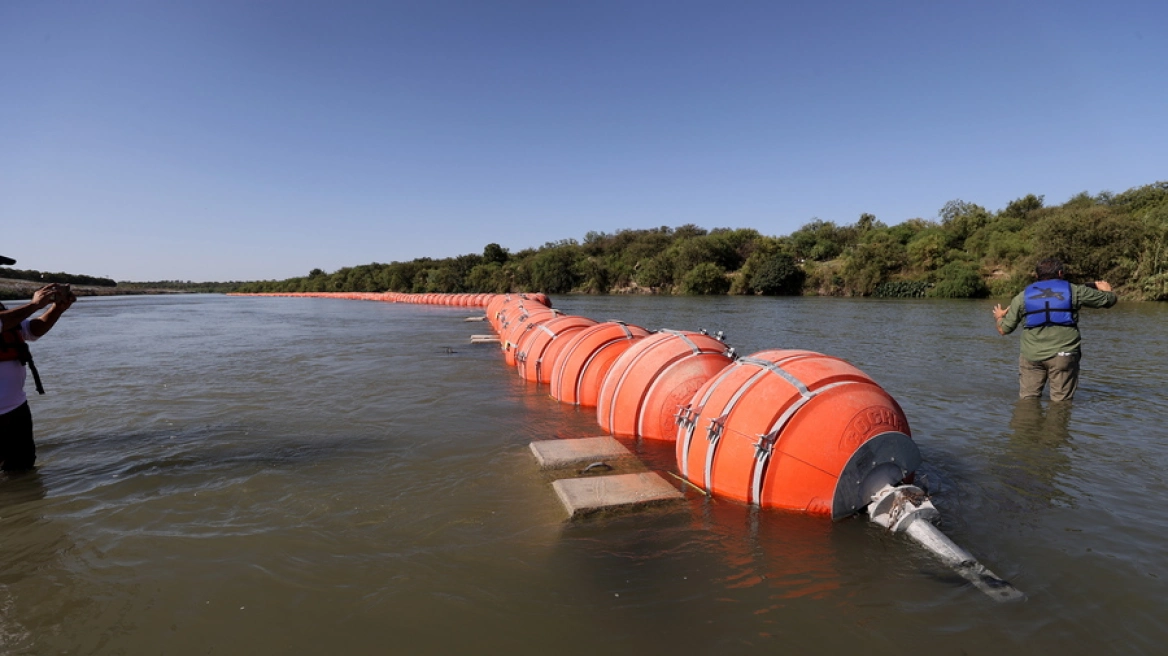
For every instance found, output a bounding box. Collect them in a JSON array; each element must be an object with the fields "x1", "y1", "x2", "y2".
[
  {"x1": 0, "y1": 267, "x2": 117, "y2": 287},
  {"x1": 117, "y1": 281, "x2": 245, "y2": 294},
  {"x1": 235, "y1": 179, "x2": 1164, "y2": 302},
  {"x1": 0, "y1": 269, "x2": 245, "y2": 295}
]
